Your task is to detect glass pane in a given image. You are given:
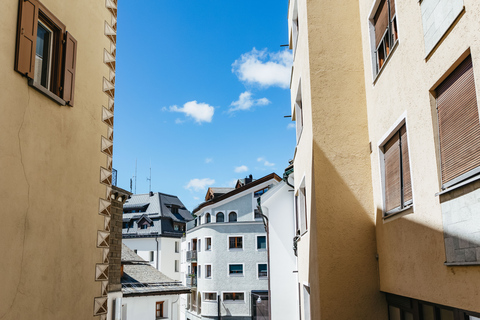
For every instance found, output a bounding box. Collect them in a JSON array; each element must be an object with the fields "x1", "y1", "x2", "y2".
[
  {"x1": 439, "y1": 309, "x2": 454, "y2": 320},
  {"x1": 229, "y1": 265, "x2": 242, "y2": 274},
  {"x1": 421, "y1": 304, "x2": 435, "y2": 320},
  {"x1": 235, "y1": 293, "x2": 244, "y2": 301},
  {"x1": 404, "y1": 312, "x2": 413, "y2": 320},
  {"x1": 469, "y1": 316, "x2": 480, "y2": 320},
  {"x1": 257, "y1": 236, "x2": 266, "y2": 249},
  {"x1": 389, "y1": 306, "x2": 401, "y2": 320}
]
